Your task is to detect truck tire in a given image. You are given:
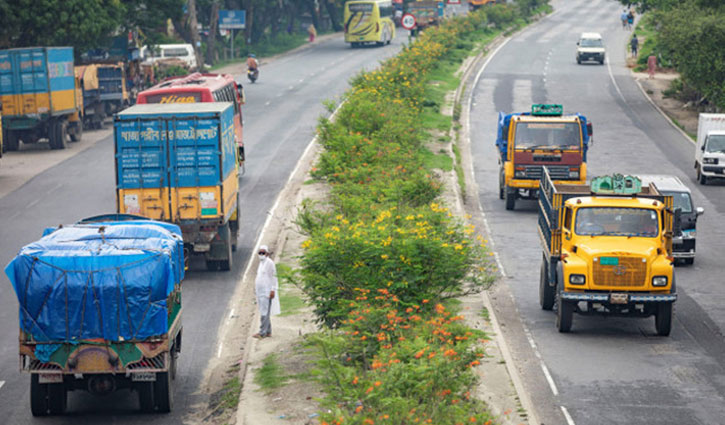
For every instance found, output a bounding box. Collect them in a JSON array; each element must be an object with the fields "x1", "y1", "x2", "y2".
[
  {"x1": 30, "y1": 375, "x2": 50, "y2": 416},
  {"x1": 655, "y1": 302, "x2": 673, "y2": 336},
  {"x1": 697, "y1": 168, "x2": 707, "y2": 185},
  {"x1": 47, "y1": 383, "x2": 67, "y2": 414},
  {"x1": 4, "y1": 129, "x2": 20, "y2": 152},
  {"x1": 683, "y1": 258, "x2": 694, "y2": 266},
  {"x1": 219, "y1": 235, "x2": 233, "y2": 271},
  {"x1": 556, "y1": 289, "x2": 574, "y2": 333},
  {"x1": 504, "y1": 187, "x2": 516, "y2": 210},
  {"x1": 137, "y1": 382, "x2": 155, "y2": 412},
  {"x1": 154, "y1": 370, "x2": 174, "y2": 413},
  {"x1": 498, "y1": 172, "x2": 505, "y2": 200},
  {"x1": 49, "y1": 119, "x2": 67, "y2": 150},
  {"x1": 69, "y1": 120, "x2": 83, "y2": 142},
  {"x1": 539, "y1": 259, "x2": 555, "y2": 310}
]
